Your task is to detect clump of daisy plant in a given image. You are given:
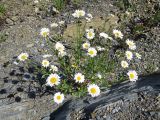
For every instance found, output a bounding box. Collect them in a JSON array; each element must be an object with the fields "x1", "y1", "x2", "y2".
[{"x1": 14, "y1": 9, "x2": 143, "y2": 105}]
